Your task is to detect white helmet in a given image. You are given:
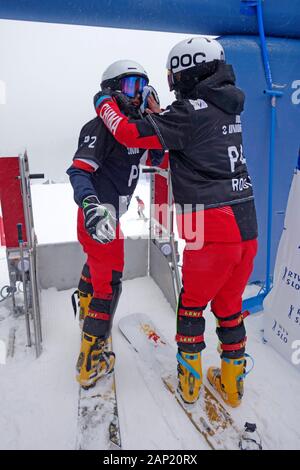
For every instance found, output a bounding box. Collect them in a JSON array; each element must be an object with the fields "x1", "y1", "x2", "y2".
[
  {"x1": 166, "y1": 37, "x2": 225, "y2": 92},
  {"x1": 101, "y1": 59, "x2": 149, "y2": 90}
]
